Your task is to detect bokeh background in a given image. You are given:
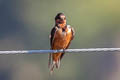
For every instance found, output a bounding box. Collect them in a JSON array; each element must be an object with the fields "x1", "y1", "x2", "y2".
[{"x1": 0, "y1": 0, "x2": 120, "y2": 80}]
